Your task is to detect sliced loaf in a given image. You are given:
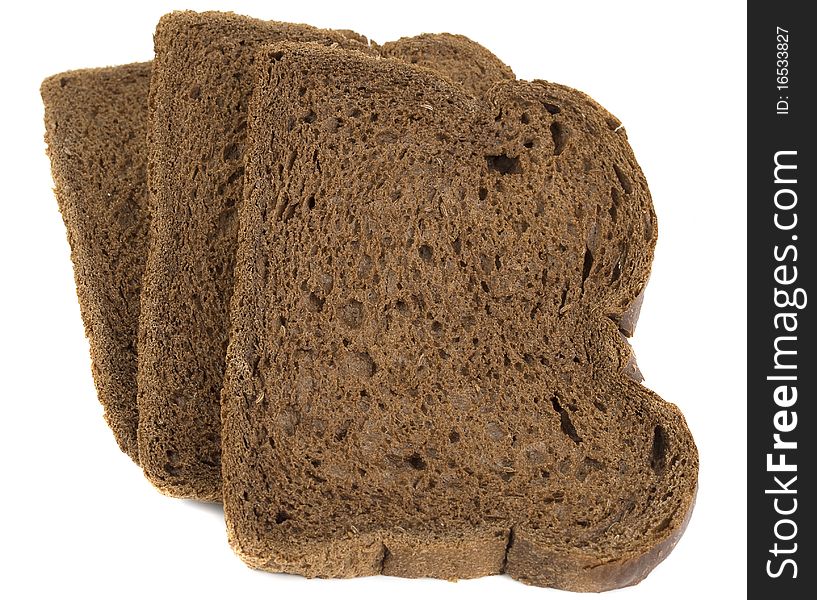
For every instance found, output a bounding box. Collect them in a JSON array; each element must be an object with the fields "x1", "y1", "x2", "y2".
[
  {"x1": 221, "y1": 43, "x2": 696, "y2": 591},
  {"x1": 42, "y1": 64, "x2": 150, "y2": 462},
  {"x1": 39, "y1": 26, "x2": 514, "y2": 471}
]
